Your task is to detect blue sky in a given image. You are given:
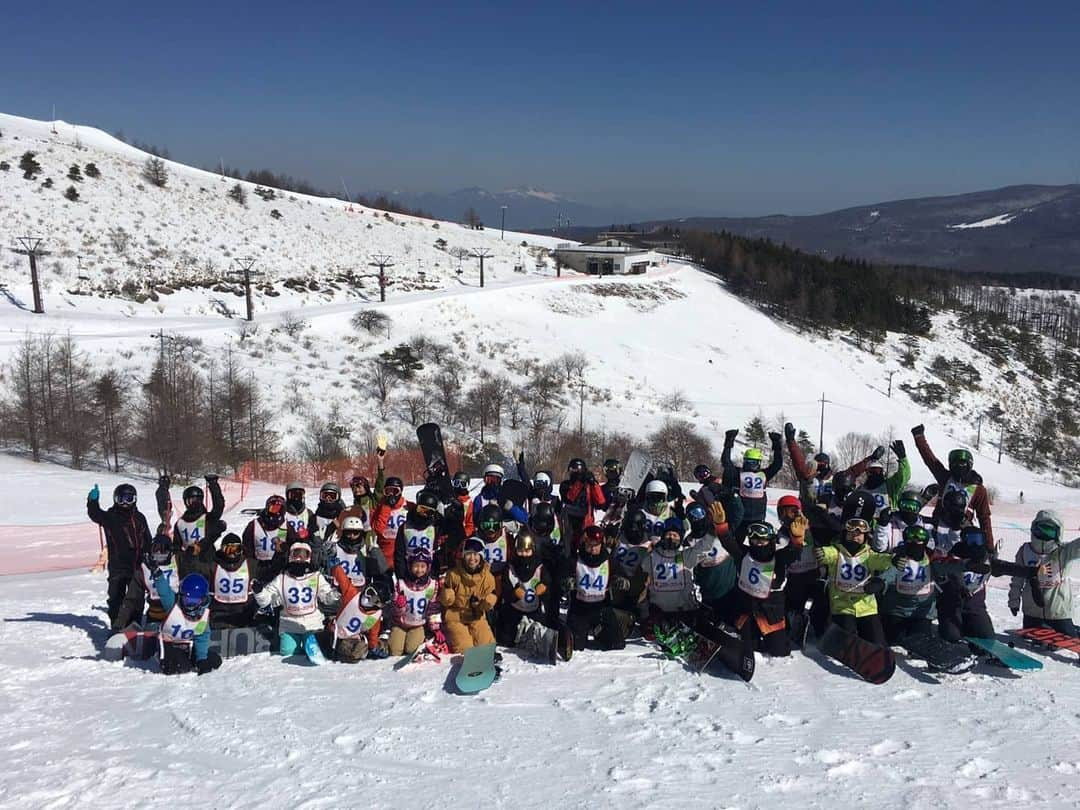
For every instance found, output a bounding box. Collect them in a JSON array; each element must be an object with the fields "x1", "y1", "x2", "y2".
[{"x1": 2, "y1": 1, "x2": 1079, "y2": 216}]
